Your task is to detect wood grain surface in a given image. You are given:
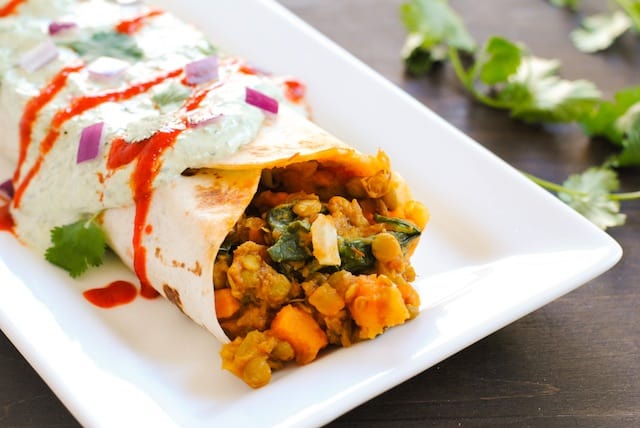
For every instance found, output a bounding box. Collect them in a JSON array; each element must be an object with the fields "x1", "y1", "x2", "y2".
[{"x1": 1, "y1": 1, "x2": 639, "y2": 426}]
